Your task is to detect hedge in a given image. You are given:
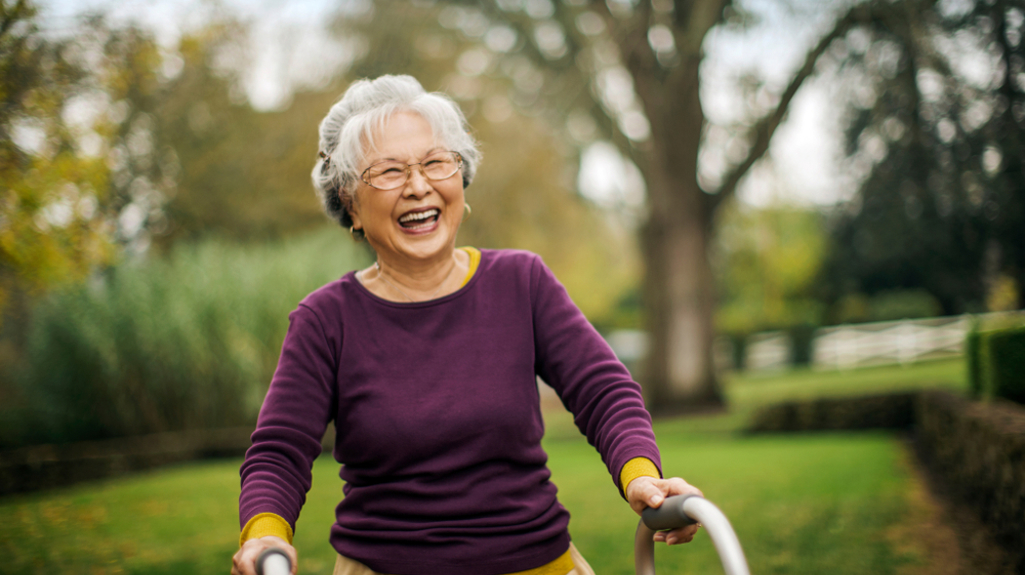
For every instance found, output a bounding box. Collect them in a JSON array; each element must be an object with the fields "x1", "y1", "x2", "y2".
[
  {"x1": 985, "y1": 326, "x2": 1025, "y2": 404},
  {"x1": 0, "y1": 428, "x2": 253, "y2": 496},
  {"x1": 749, "y1": 390, "x2": 1025, "y2": 571},
  {"x1": 746, "y1": 392, "x2": 916, "y2": 433},
  {"x1": 916, "y1": 390, "x2": 1025, "y2": 572},
  {"x1": 966, "y1": 322, "x2": 1025, "y2": 404}
]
